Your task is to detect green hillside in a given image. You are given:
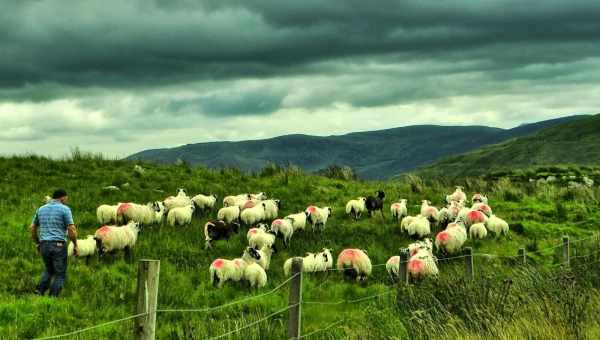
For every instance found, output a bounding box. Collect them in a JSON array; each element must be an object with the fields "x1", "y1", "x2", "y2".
[
  {"x1": 127, "y1": 116, "x2": 582, "y2": 180},
  {"x1": 1, "y1": 155, "x2": 600, "y2": 339},
  {"x1": 417, "y1": 114, "x2": 600, "y2": 179}
]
